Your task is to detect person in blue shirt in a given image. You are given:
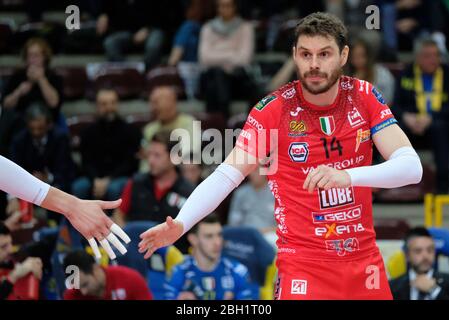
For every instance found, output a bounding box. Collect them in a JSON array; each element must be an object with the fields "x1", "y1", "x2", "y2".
[{"x1": 164, "y1": 213, "x2": 252, "y2": 300}]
